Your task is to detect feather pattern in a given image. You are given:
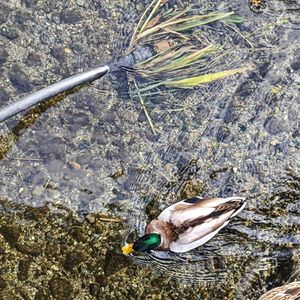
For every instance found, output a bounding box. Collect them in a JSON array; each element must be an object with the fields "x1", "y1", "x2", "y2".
[
  {"x1": 259, "y1": 281, "x2": 300, "y2": 300},
  {"x1": 146, "y1": 196, "x2": 246, "y2": 253}
]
